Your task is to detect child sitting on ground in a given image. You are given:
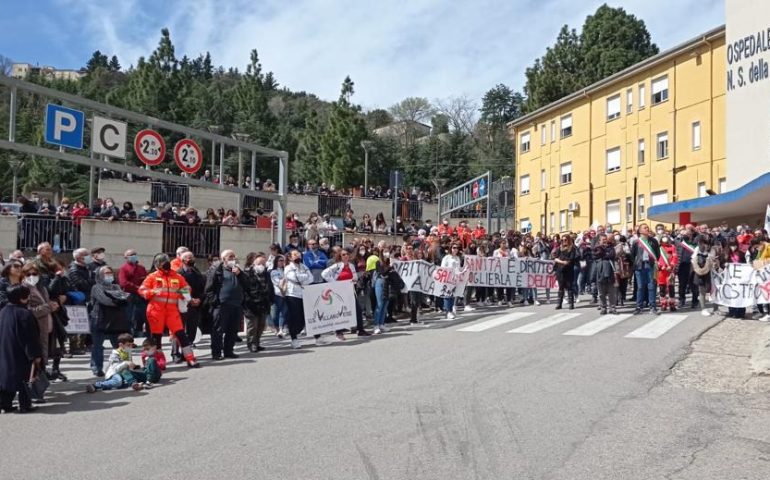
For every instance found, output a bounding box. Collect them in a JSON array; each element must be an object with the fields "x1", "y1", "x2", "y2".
[
  {"x1": 86, "y1": 333, "x2": 151, "y2": 393},
  {"x1": 139, "y1": 337, "x2": 164, "y2": 386}
]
